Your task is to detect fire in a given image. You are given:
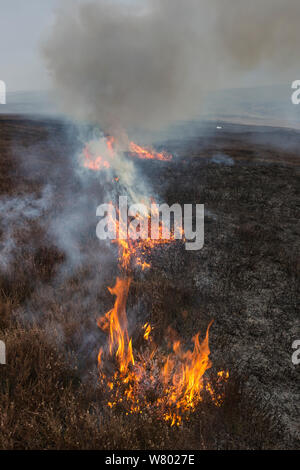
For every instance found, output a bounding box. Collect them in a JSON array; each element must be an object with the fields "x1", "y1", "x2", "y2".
[
  {"x1": 81, "y1": 134, "x2": 172, "y2": 173},
  {"x1": 81, "y1": 135, "x2": 117, "y2": 171},
  {"x1": 160, "y1": 322, "x2": 213, "y2": 425},
  {"x1": 98, "y1": 277, "x2": 228, "y2": 426},
  {"x1": 143, "y1": 322, "x2": 152, "y2": 340},
  {"x1": 98, "y1": 278, "x2": 134, "y2": 374},
  {"x1": 129, "y1": 142, "x2": 172, "y2": 161},
  {"x1": 105, "y1": 199, "x2": 184, "y2": 272},
  {"x1": 82, "y1": 144, "x2": 111, "y2": 170},
  {"x1": 97, "y1": 206, "x2": 226, "y2": 425},
  {"x1": 88, "y1": 134, "x2": 228, "y2": 425},
  {"x1": 106, "y1": 136, "x2": 116, "y2": 156}
]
